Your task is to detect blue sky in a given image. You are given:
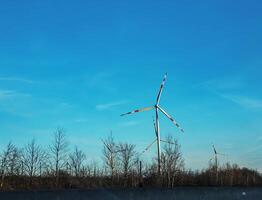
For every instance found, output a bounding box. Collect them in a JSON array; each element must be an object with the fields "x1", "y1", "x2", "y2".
[{"x1": 0, "y1": 0, "x2": 262, "y2": 170}]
